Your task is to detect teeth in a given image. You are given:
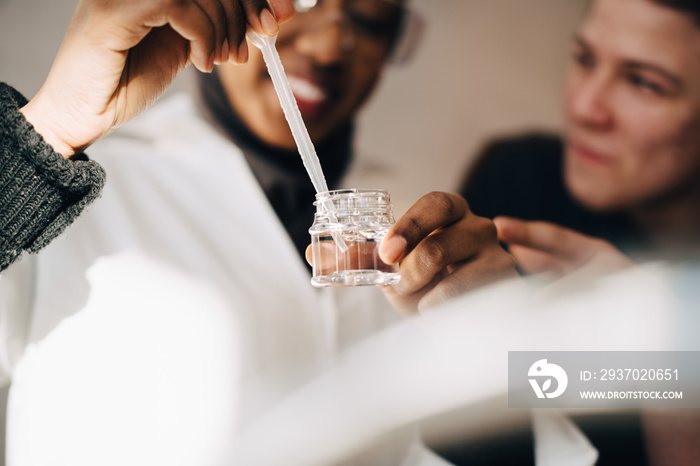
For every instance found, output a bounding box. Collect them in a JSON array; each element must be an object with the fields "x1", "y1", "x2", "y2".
[{"x1": 288, "y1": 75, "x2": 326, "y2": 103}]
